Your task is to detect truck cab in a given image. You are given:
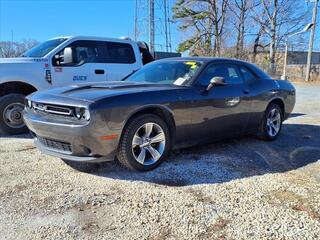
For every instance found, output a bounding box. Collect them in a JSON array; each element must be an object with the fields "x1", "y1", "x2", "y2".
[{"x1": 0, "y1": 36, "x2": 150, "y2": 134}]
